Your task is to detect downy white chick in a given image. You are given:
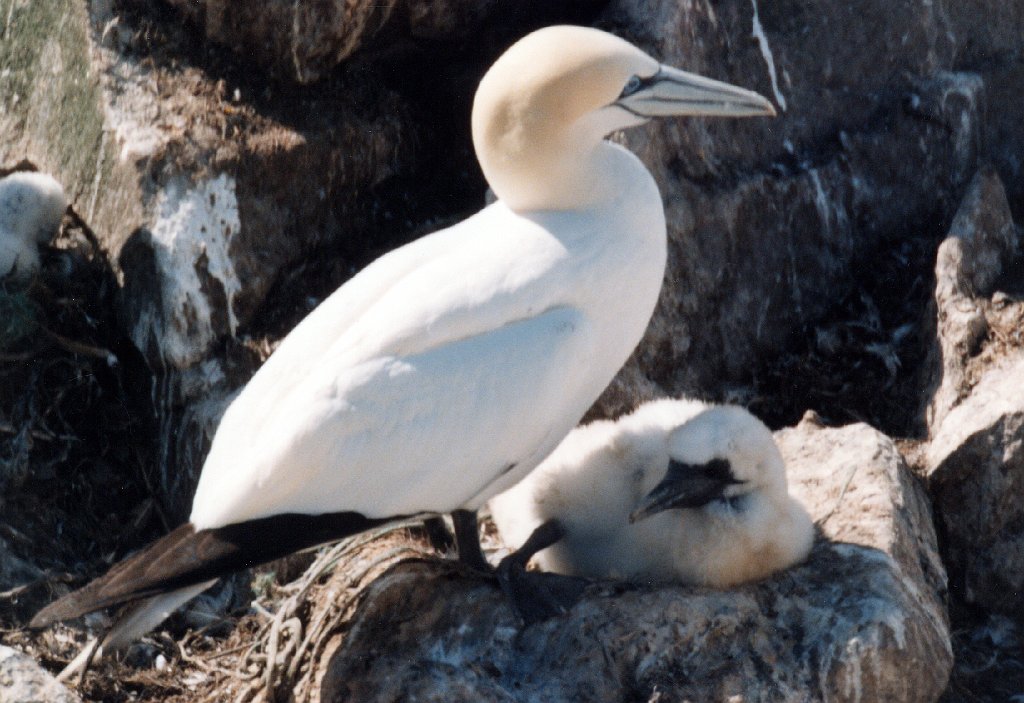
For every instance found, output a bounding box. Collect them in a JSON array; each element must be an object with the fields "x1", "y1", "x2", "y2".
[
  {"x1": 489, "y1": 398, "x2": 814, "y2": 587},
  {"x1": 0, "y1": 171, "x2": 67, "y2": 282}
]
